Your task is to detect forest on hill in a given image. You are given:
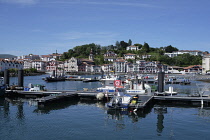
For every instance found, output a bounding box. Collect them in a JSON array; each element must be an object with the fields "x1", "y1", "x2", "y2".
[{"x1": 60, "y1": 39, "x2": 203, "y2": 67}]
